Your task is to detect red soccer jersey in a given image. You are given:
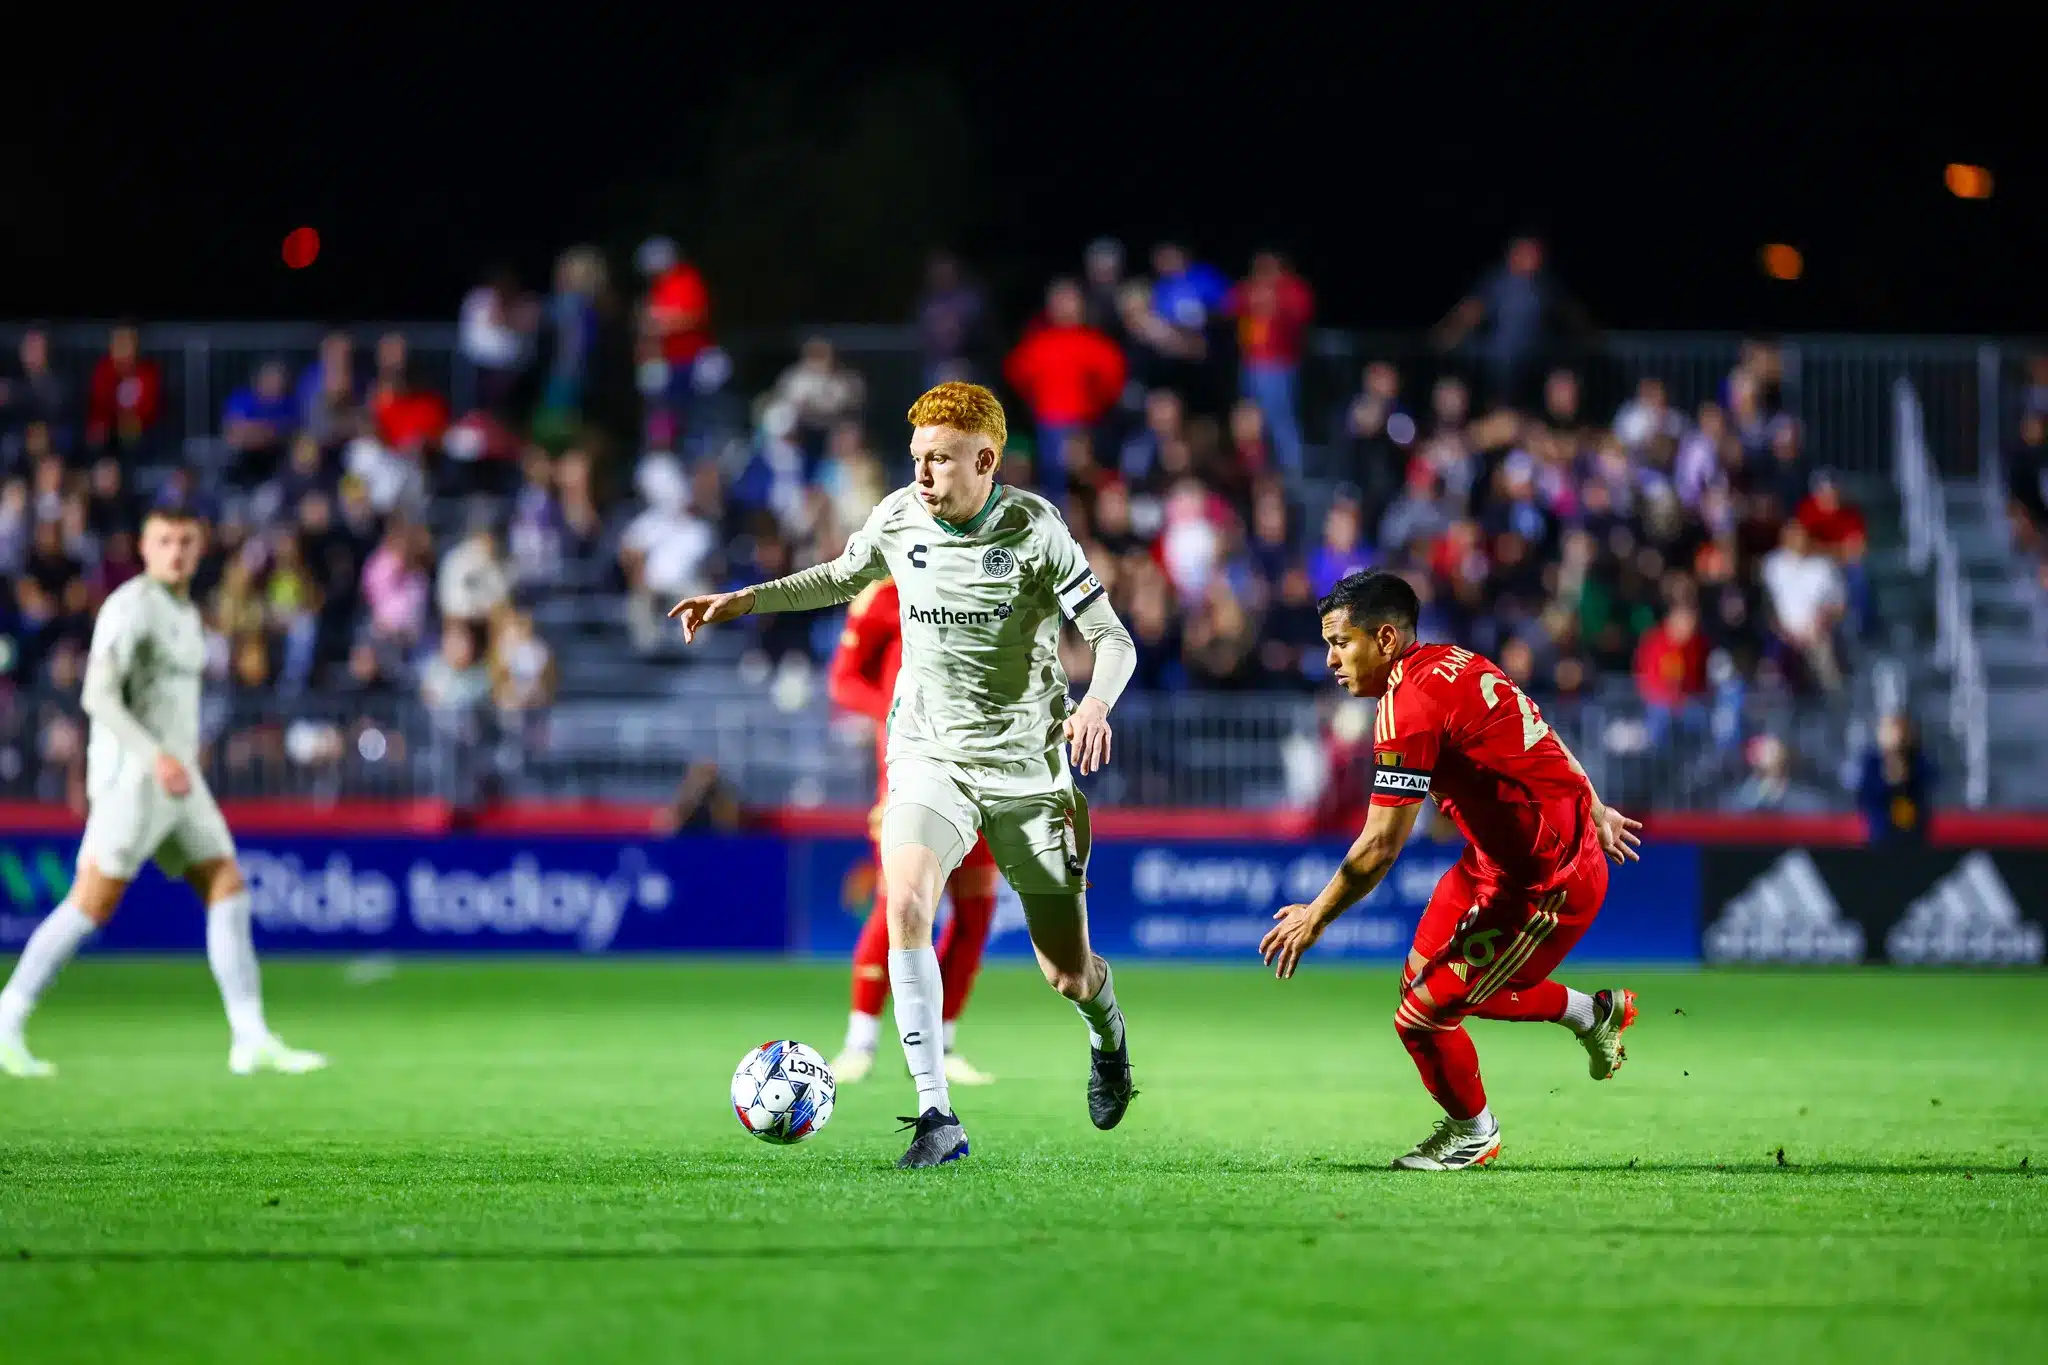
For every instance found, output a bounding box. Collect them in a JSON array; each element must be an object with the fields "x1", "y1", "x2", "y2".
[
  {"x1": 1369, "y1": 642, "x2": 1595, "y2": 893},
  {"x1": 827, "y1": 579, "x2": 903, "y2": 803}
]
